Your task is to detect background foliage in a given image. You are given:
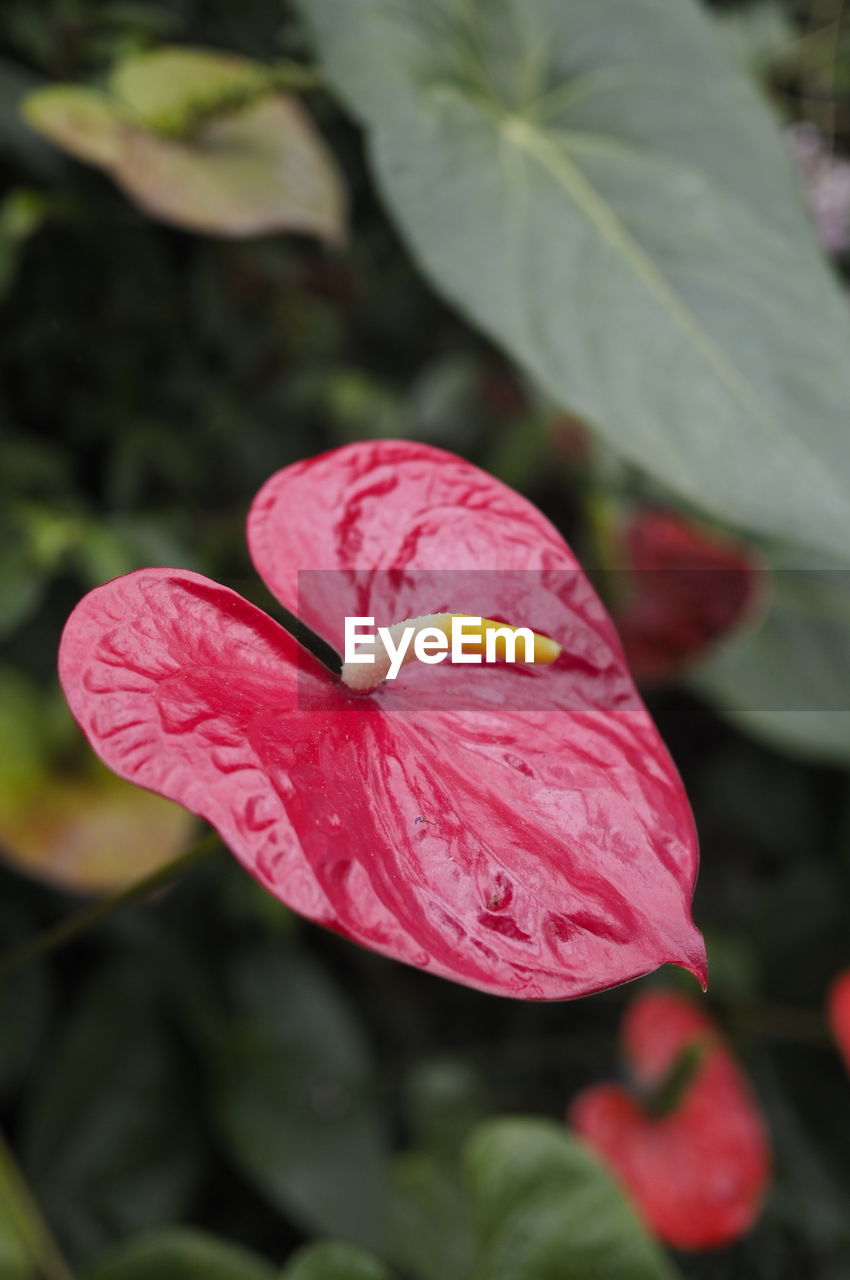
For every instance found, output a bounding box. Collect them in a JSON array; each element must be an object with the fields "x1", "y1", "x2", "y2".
[{"x1": 2, "y1": 1, "x2": 850, "y2": 1277}]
